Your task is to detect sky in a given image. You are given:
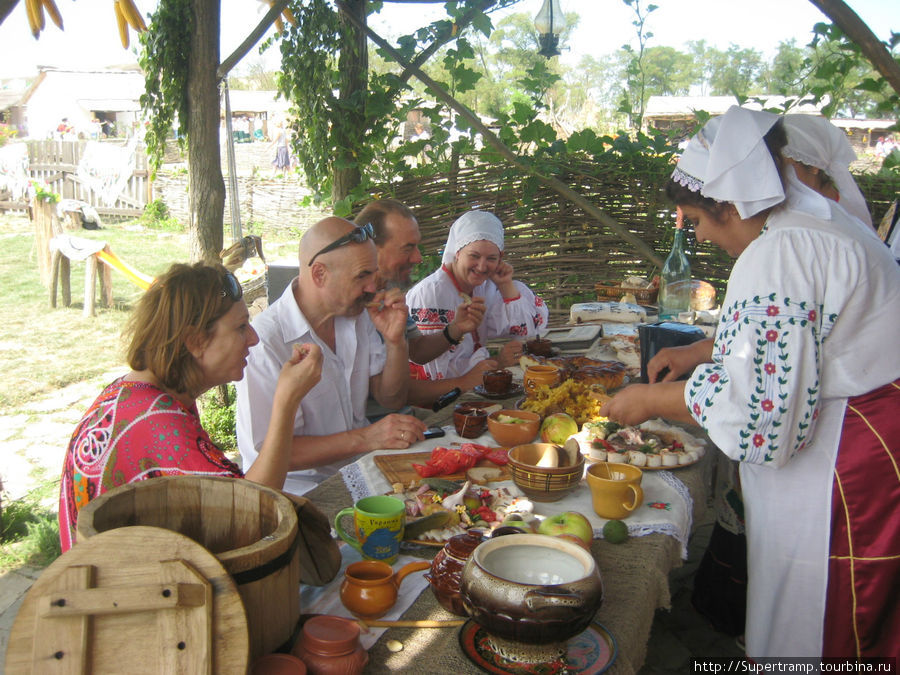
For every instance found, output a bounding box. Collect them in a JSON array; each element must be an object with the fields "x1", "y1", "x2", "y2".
[{"x1": 0, "y1": 0, "x2": 898, "y2": 81}]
